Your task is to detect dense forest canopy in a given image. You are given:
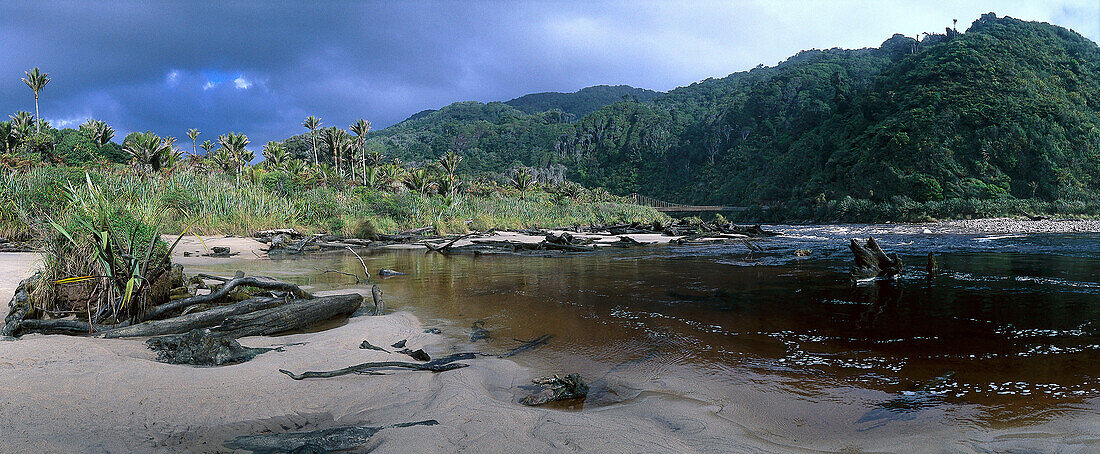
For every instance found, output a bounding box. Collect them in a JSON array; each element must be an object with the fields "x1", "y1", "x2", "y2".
[{"x1": 341, "y1": 14, "x2": 1100, "y2": 216}]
